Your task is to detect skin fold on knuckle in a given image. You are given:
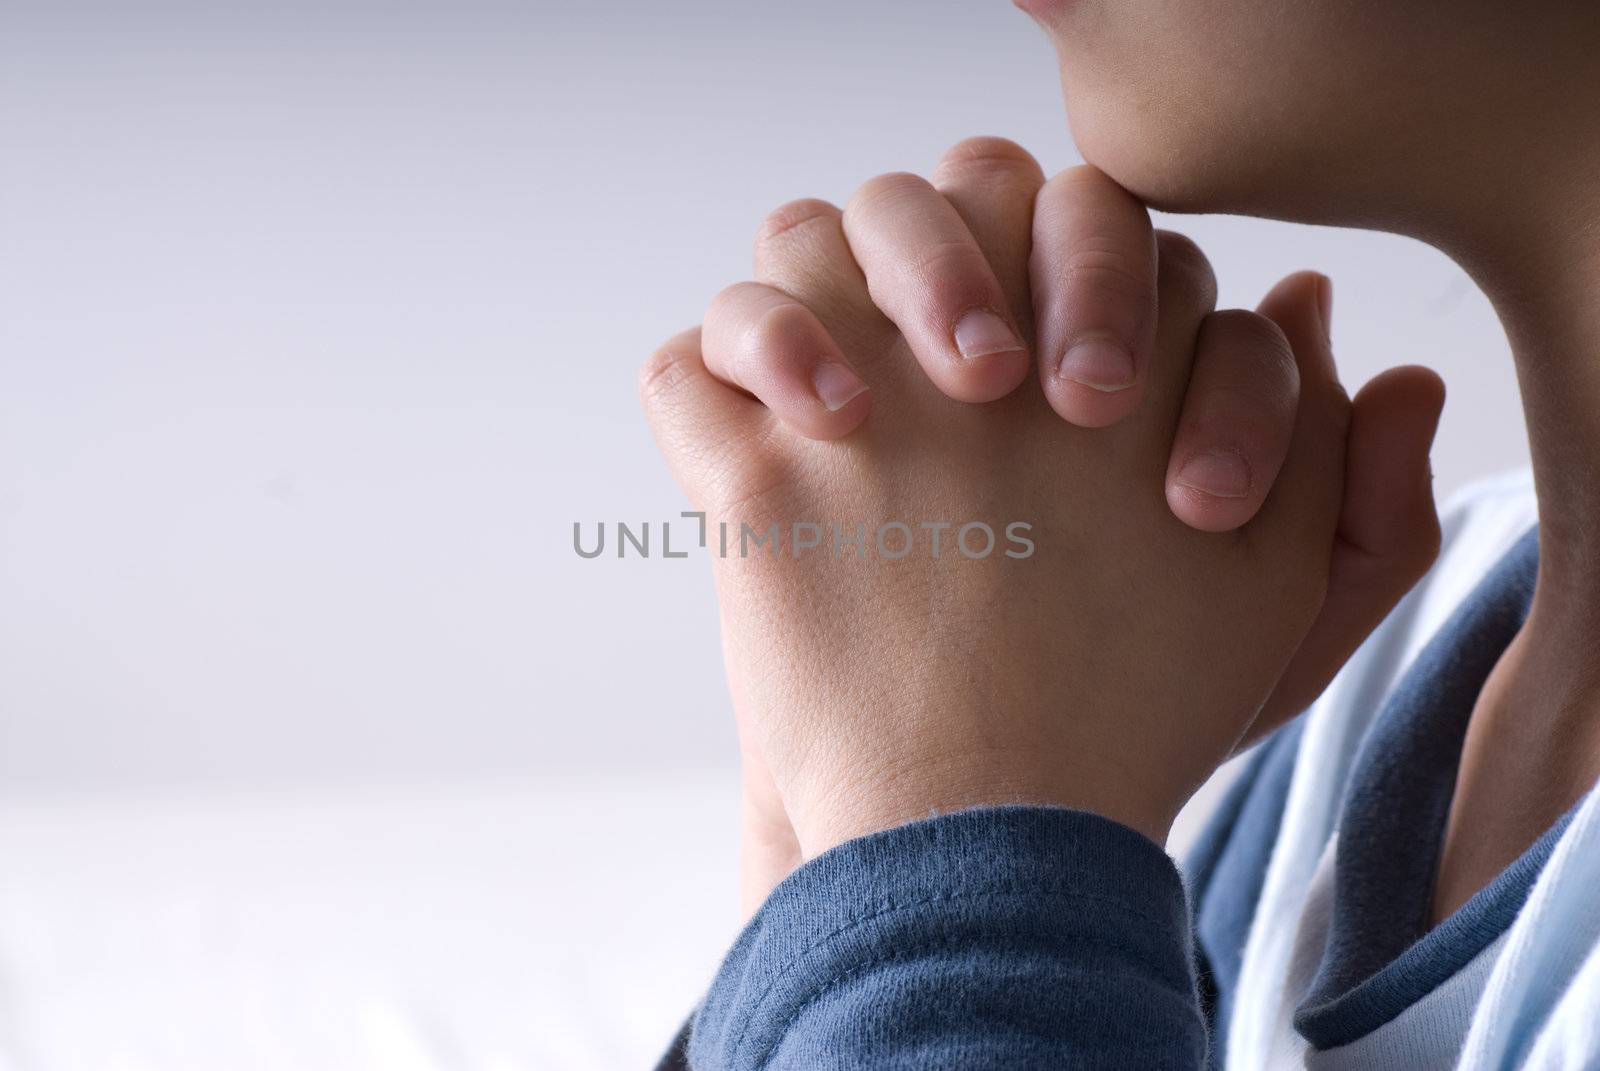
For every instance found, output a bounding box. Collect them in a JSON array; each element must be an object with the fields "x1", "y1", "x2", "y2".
[
  {"x1": 934, "y1": 136, "x2": 1043, "y2": 184},
  {"x1": 909, "y1": 242, "x2": 1001, "y2": 323},
  {"x1": 1056, "y1": 245, "x2": 1154, "y2": 346},
  {"x1": 1063, "y1": 243, "x2": 1151, "y2": 302},
  {"x1": 745, "y1": 301, "x2": 821, "y2": 375},
  {"x1": 638, "y1": 344, "x2": 696, "y2": 413},
  {"x1": 755, "y1": 198, "x2": 842, "y2": 248},
  {"x1": 846, "y1": 171, "x2": 935, "y2": 230},
  {"x1": 753, "y1": 201, "x2": 851, "y2": 286},
  {"x1": 1204, "y1": 313, "x2": 1300, "y2": 405}
]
